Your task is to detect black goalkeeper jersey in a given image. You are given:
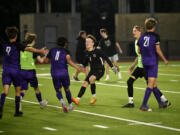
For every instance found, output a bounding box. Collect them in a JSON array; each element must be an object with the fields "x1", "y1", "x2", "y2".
[{"x1": 83, "y1": 48, "x2": 113, "y2": 71}]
